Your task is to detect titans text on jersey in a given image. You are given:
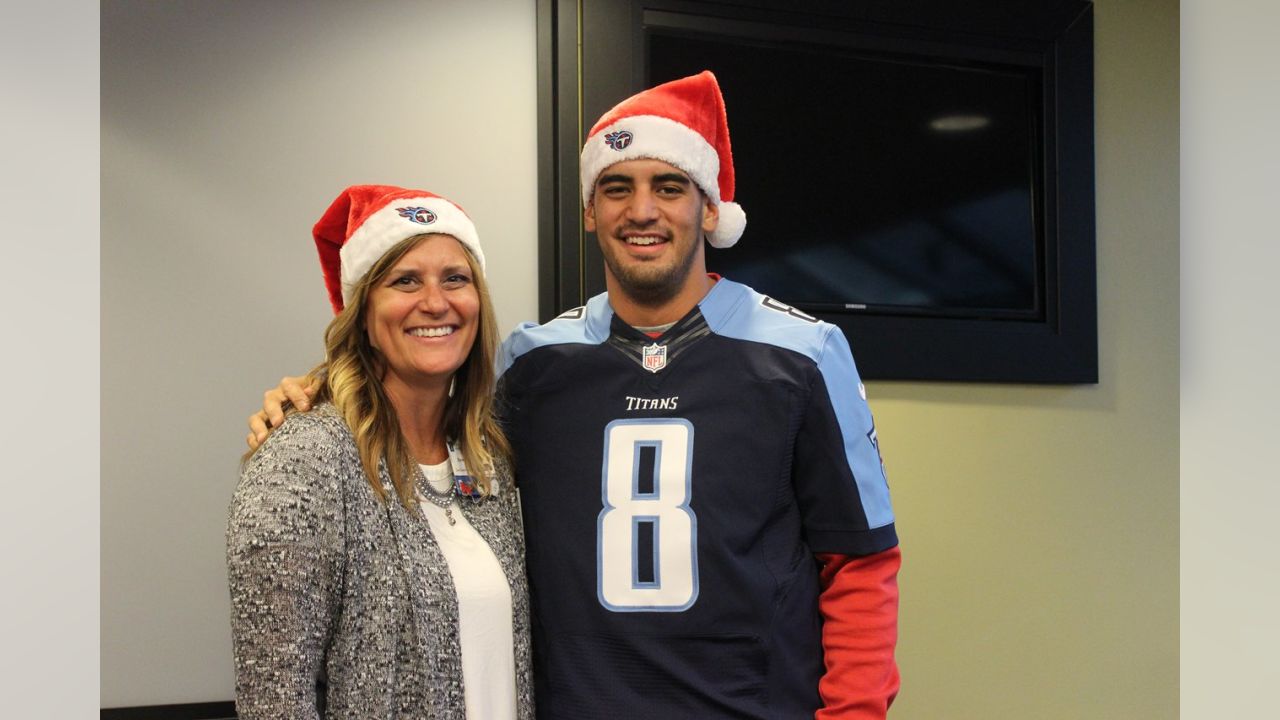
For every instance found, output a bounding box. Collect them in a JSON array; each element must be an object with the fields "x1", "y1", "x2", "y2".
[
  {"x1": 624, "y1": 395, "x2": 679, "y2": 411},
  {"x1": 497, "y1": 278, "x2": 897, "y2": 719}
]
